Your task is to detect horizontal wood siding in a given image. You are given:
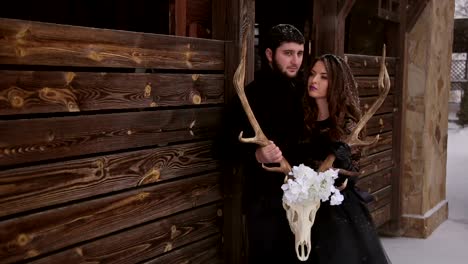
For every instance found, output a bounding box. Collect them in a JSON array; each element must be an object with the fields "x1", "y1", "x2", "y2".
[
  {"x1": 0, "y1": 173, "x2": 221, "y2": 263},
  {"x1": 0, "y1": 71, "x2": 224, "y2": 115},
  {"x1": 0, "y1": 141, "x2": 219, "y2": 218},
  {"x1": 30, "y1": 204, "x2": 222, "y2": 264},
  {"x1": 144, "y1": 235, "x2": 222, "y2": 264},
  {"x1": 0, "y1": 18, "x2": 224, "y2": 263},
  {"x1": 0, "y1": 18, "x2": 224, "y2": 70},
  {"x1": 347, "y1": 53, "x2": 398, "y2": 227},
  {"x1": 0, "y1": 108, "x2": 222, "y2": 167}
]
